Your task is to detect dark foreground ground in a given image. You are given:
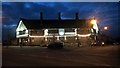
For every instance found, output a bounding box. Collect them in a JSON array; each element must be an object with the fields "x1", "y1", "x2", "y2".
[{"x1": 2, "y1": 45, "x2": 120, "y2": 67}]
